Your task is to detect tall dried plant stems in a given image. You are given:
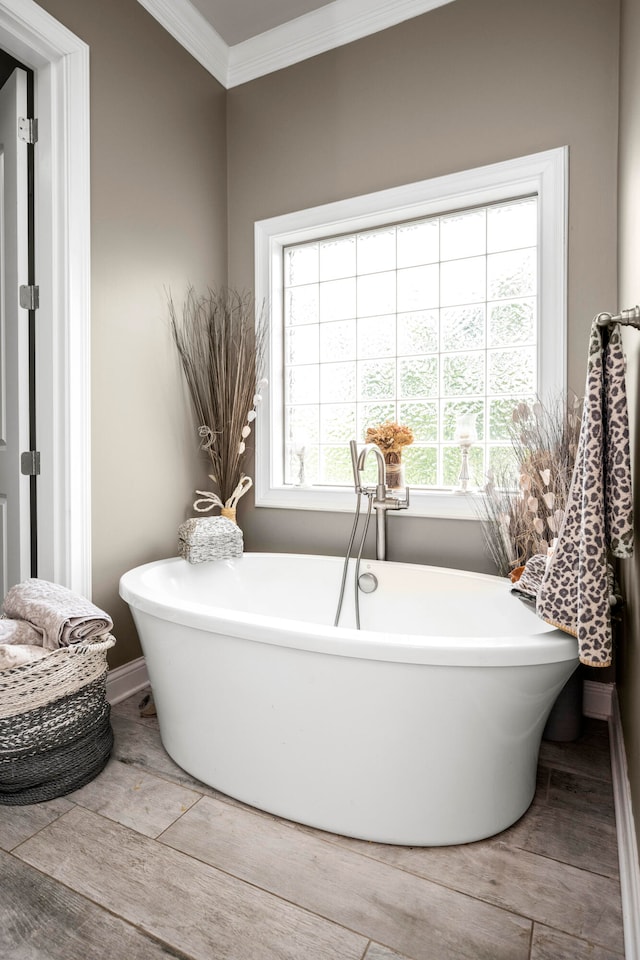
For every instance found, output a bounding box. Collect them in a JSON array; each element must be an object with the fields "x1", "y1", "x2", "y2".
[
  {"x1": 478, "y1": 395, "x2": 582, "y2": 578},
  {"x1": 169, "y1": 287, "x2": 267, "y2": 504}
]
